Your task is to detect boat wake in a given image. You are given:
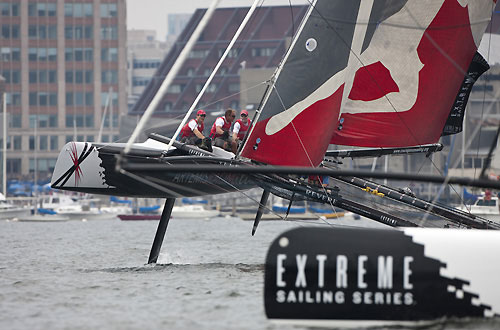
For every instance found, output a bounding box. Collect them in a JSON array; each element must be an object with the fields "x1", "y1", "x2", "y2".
[{"x1": 84, "y1": 263, "x2": 264, "y2": 274}]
